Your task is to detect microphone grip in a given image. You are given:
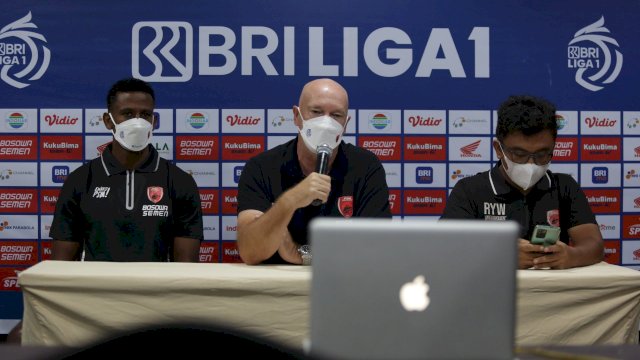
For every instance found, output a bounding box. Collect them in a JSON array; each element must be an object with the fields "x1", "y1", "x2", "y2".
[{"x1": 312, "y1": 146, "x2": 331, "y2": 206}]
